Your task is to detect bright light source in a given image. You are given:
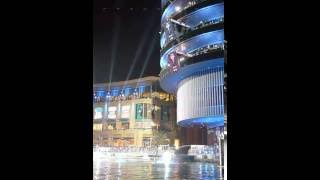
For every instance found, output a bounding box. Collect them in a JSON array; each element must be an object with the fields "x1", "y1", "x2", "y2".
[
  {"x1": 93, "y1": 151, "x2": 102, "y2": 160},
  {"x1": 143, "y1": 153, "x2": 149, "y2": 160},
  {"x1": 174, "y1": 139, "x2": 180, "y2": 149},
  {"x1": 161, "y1": 151, "x2": 172, "y2": 163},
  {"x1": 175, "y1": 6, "x2": 181, "y2": 12}
]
